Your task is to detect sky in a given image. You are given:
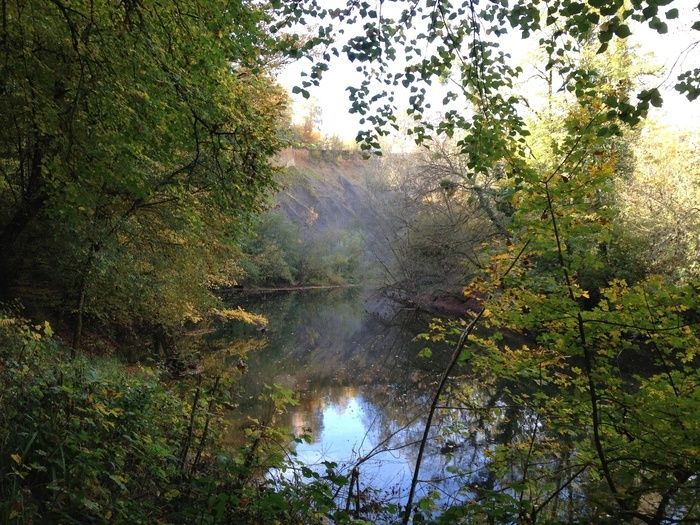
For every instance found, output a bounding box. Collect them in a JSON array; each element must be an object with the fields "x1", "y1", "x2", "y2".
[{"x1": 276, "y1": 1, "x2": 700, "y2": 145}]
